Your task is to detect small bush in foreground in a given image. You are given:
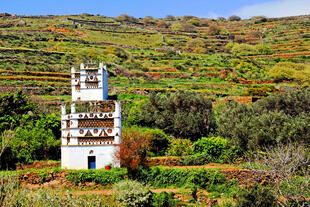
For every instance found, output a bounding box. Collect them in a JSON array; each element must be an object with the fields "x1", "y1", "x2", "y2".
[
  {"x1": 66, "y1": 168, "x2": 127, "y2": 186},
  {"x1": 152, "y1": 191, "x2": 176, "y2": 207},
  {"x1": 113, "y1": 180, "x2": 153, "y2": 207}
]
